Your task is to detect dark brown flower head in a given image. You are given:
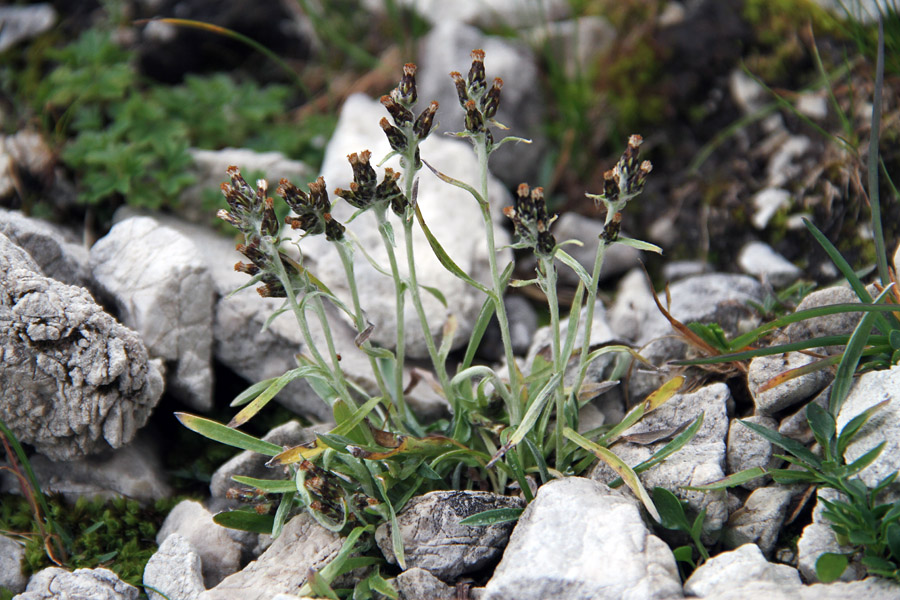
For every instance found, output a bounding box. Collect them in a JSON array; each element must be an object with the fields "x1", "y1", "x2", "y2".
[
  {"x1": 467, "y1": 49, "x2": 487, "y2": 98},
  {"x1": 379, "y1": 117, "x2": 407, "y2": 153},
  {"x1": 398, "y1": 63, "x2": 417, "y2": 105},
  {"x1": 464, "y1": 99, "x2": 485, "y2": 133},
  {"x1": 413, "y1": 100, "x2": 439, "y2": 139},
  {"x1": 234, "y1": 261, "x2": 260, "y2": 275},
  {"x1": 589, "y1": 134, "x2": 652, "y2": 209},
  {"x1": 505, "y1": 183, "x2": 556, "y2": 258},
  {"x1": 324, "y1": 213, "x2": 345, "y2": 242},
  {"x1": 601, "y1": 212, "x2": 622, "y2": 243},
  {"x1": 261, "y1": 195, "x2": 279, "y2": 237},
  {"x1": 483, "y1": 78, "x2": 503, "y2": 119},
  {"x1": 348, "y1": 151, "x2": 377, "y2": 194},
  {"x1": 278, "y1": 177, "x2": 332, "y2": 237},
  {"x1": 450, "y1": 70, "x2": 467, "y2": 107},
  {"x1": 381, "y1": 94, "x2": 414, "y2": 127},
  {"x1": 257, "y1": 273, "x2": 286, "y2": 298},
  {"x1": 375, "y1": 168, "x2": 407, "y2": 215},
  {"x1": 219, "y1": 166, "x2": 267, "y2": 235}
]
